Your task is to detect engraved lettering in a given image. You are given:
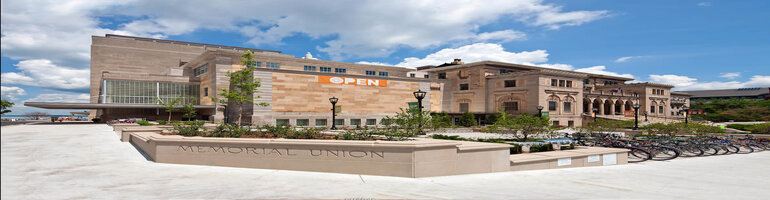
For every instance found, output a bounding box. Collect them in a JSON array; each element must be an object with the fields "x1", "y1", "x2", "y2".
[
  {"x1": 210, "y1": 146, "x2": 226, "y2": 153},
  {"x1": 286, "y1": 148, "x2": 297, "y2": 156},
  {"x1": 197, "y1": 146, "x2": 207, "y2": 153},
  {"x1": 371, "y1": 151, "x2": 384, "y2": 158},
  {"x1": 349, "y1": 150, "x2": 367, "y2": 158},
  {"x1": 327, "y1": 150, "x2": 339, "y2": 157},
  {"x1": 228, "y1": 147, "x2": 243, "y2": 154},
  {"x1": 269, "y1": 148, "x2": 282, "y2": 156},
  {"x1": 178, "y1": 145, "x2": 194, "y2": 152},
  {"x1": 310, "y1": 149, "x2": 322, "y2": 156}
]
